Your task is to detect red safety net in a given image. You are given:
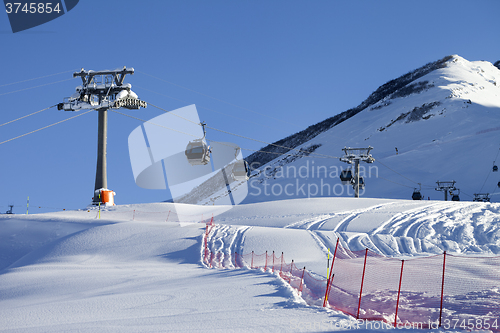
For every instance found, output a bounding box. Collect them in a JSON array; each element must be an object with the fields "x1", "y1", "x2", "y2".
[
  {"x1": 324, "y1": 241, "x2": 500, "y2": 331},
  {"x1": 203, "y1": 226, "x2": 500, "y2": 331}
]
